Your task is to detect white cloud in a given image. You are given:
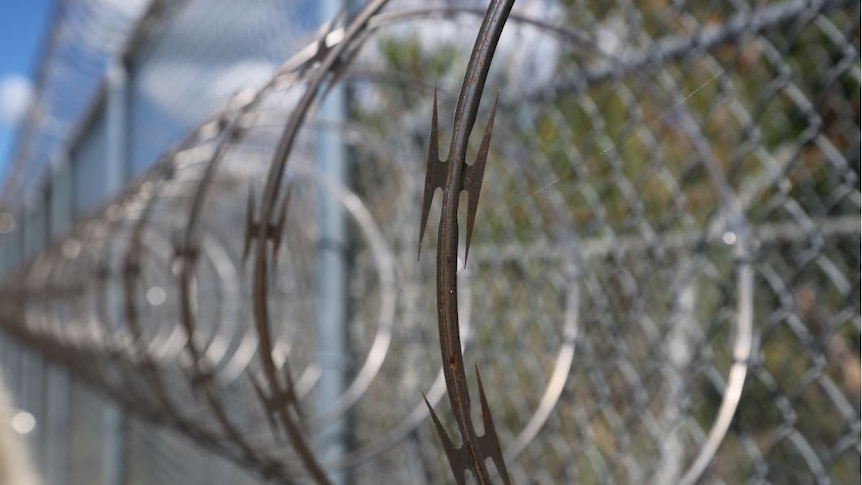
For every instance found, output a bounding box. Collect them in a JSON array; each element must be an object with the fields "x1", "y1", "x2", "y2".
[{"x1": 0, "y1": 75, "x2": 33, "y2": 127}]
